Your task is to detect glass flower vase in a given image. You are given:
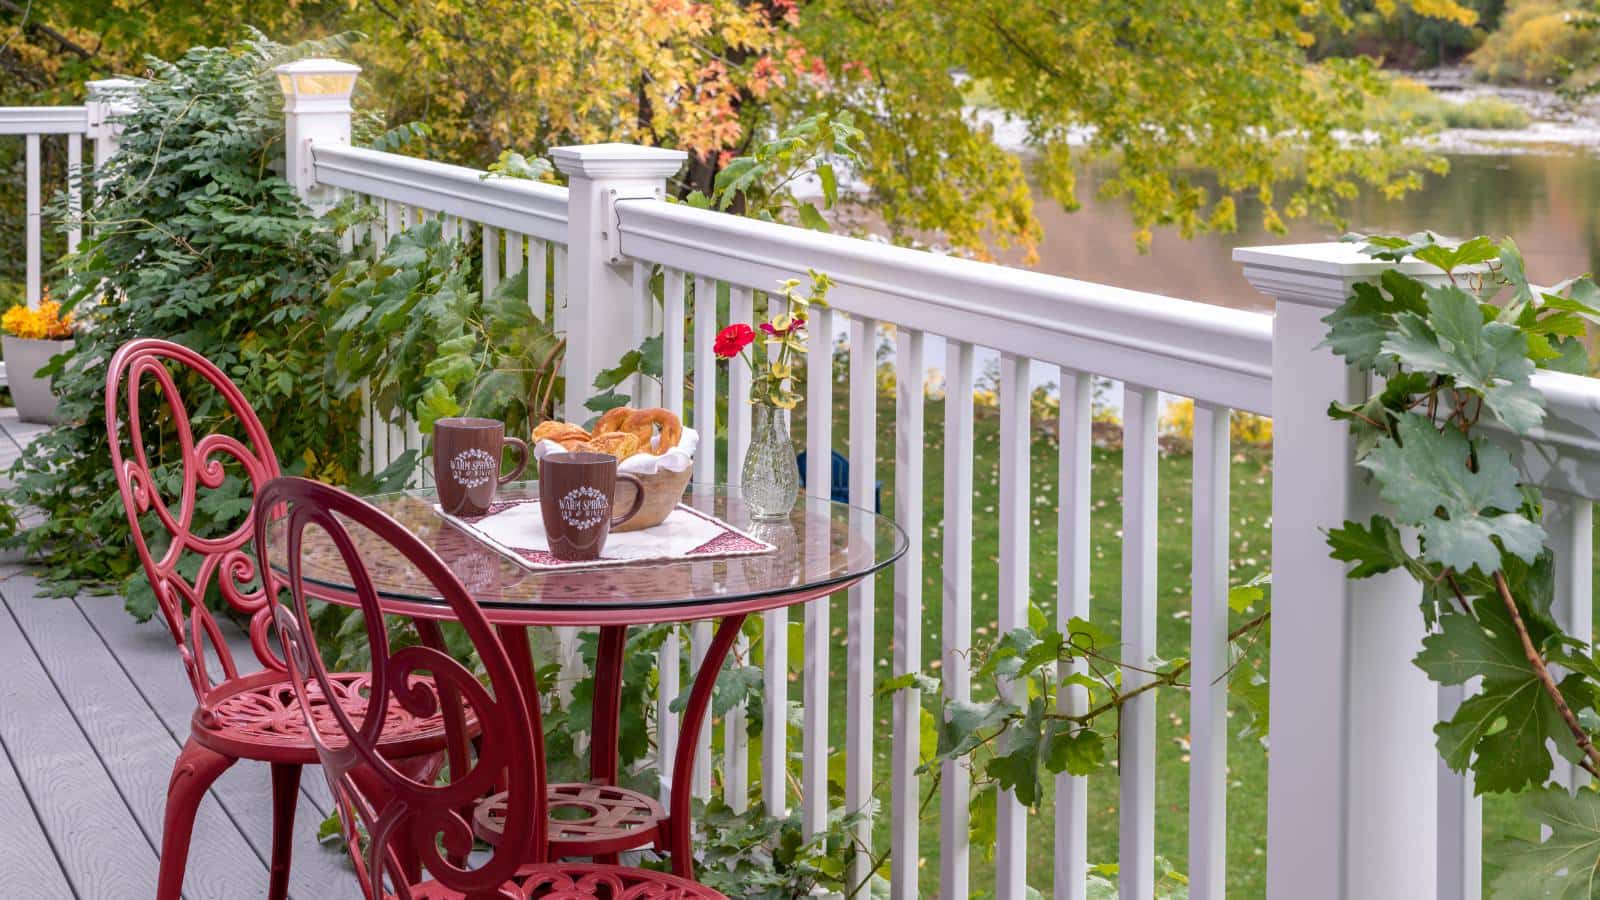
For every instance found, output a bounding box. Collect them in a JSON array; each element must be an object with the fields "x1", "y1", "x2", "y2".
[{"x1": 741, "y1": 402, "x2": 799, "y2": 521}]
